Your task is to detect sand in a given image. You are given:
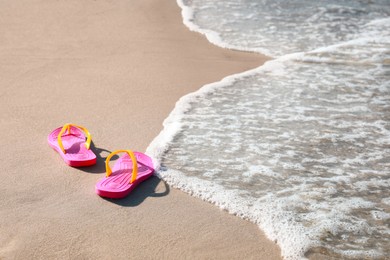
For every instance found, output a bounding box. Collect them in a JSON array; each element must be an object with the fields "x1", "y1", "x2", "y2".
[{"x1": 0, "y1": 0, "x2": 281, "y2": 258}]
